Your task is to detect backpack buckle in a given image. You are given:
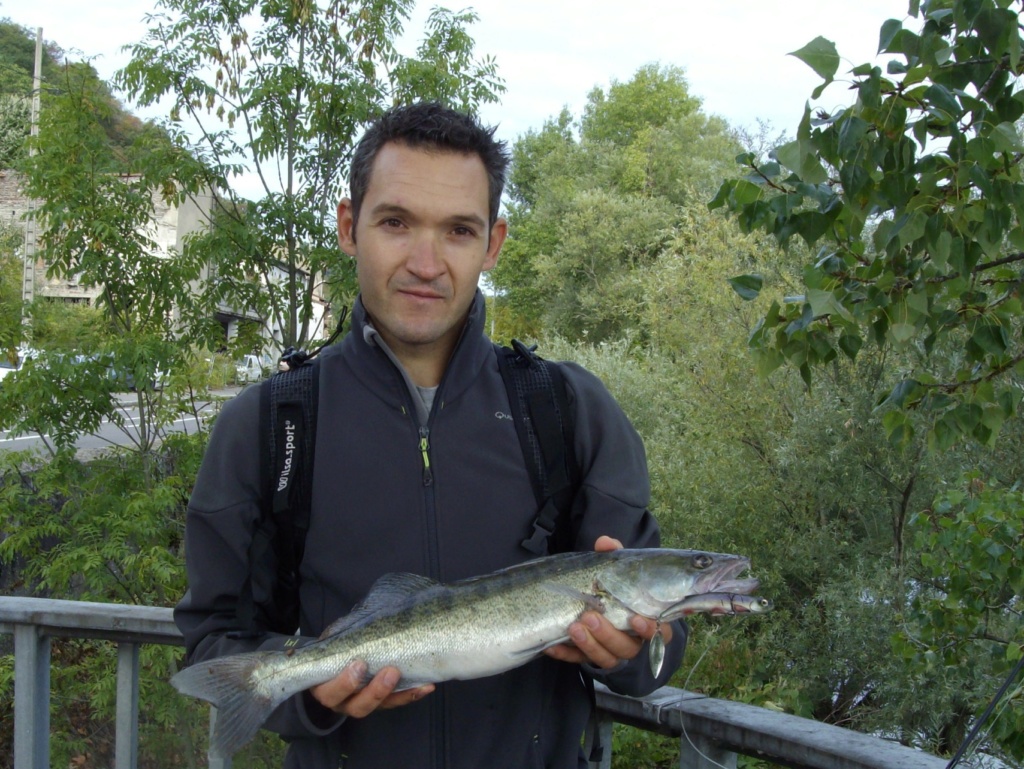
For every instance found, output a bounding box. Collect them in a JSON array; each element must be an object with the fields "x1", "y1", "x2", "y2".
[{"x1": 521, "y1": 518, "x2": 554, "y2": 555}]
